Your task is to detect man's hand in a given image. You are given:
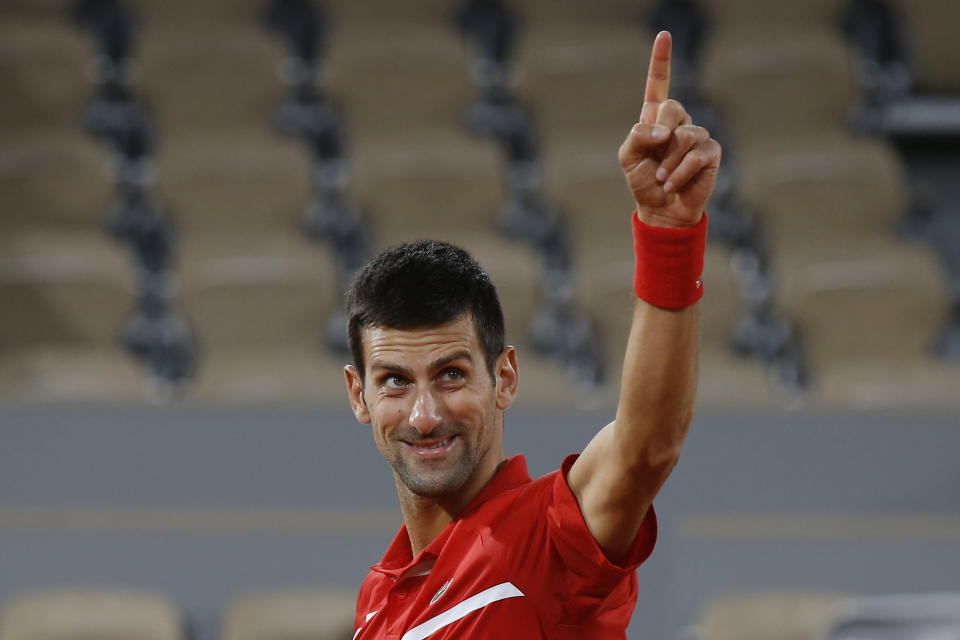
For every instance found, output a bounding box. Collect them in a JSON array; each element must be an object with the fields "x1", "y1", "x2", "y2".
[{"x1": 618, "y1": 31, "x2": 721, "y2": 229}]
